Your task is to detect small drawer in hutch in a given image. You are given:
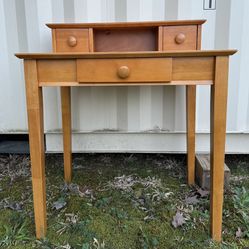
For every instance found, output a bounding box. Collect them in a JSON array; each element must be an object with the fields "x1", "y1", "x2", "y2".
[
  {"x1": 162, "y1": 25, "x2": 198, "y2": 50},
  {"x1": 55, "y1": 29, "x2": 90, "y2": 52}
]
